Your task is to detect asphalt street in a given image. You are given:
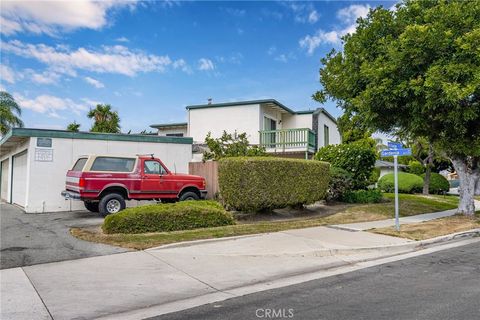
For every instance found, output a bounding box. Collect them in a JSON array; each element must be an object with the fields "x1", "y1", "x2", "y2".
[
  {"x1": 151, "y1": 242, "x2": 480, "y2": 320},
  {"x1": 0, "y1": 203, "x2": 127, "y2": 269}
]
